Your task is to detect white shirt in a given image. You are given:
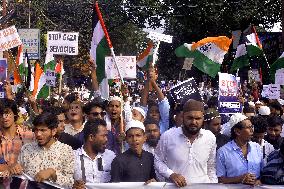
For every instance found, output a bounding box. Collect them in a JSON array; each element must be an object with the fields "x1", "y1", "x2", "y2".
[
  {"x1": 154, "y1": 127, "x2": 217, "y2": 183},
  {"x1": 143, "y1": 143, "x2": 155, "y2": 155},
  {"x1": 260, "y1": 139, "x2": 275, "y2": 165},
  {"x1": 73, "y1": 147, "x2": 116, "y2": 183}
]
